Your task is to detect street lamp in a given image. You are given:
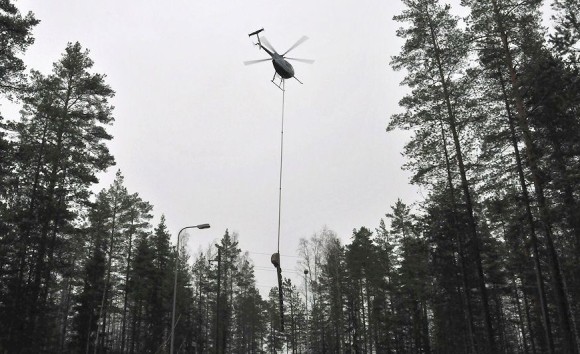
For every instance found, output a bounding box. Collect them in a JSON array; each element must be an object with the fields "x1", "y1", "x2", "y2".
[{"x1": 170, "y1": 223, "x2": 211, "y2": 354}]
